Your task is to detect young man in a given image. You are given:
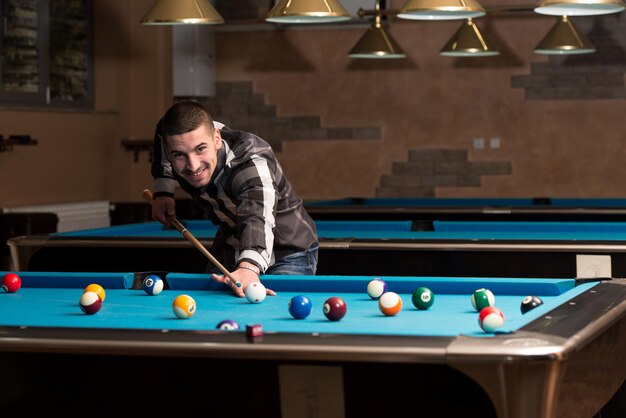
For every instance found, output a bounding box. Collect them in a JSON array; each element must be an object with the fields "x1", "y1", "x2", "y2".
[{"x1": 150, "y1": 101, "x2": 319, "y2": 297}]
